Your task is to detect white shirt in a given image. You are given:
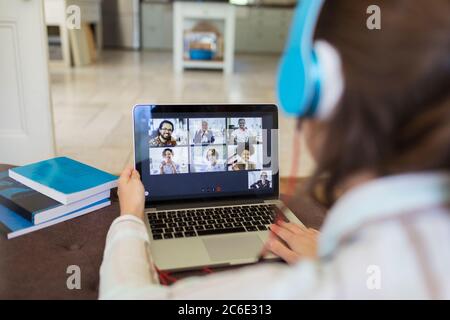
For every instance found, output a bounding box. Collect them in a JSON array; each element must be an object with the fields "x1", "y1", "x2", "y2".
[
  {"x1": 230, "y1": 128, "x2": 250, "y2": 144},
  {"x1": 99, "y1": 172, "x2": 450, "y2": 299},
  {"x1": 160, "y1": 162, "x2": 179, "y2": 174},
  {"x1": 205, "y1": 162, "x2": 225, "y2": 172}
]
